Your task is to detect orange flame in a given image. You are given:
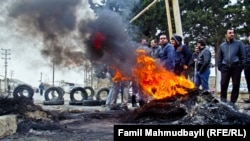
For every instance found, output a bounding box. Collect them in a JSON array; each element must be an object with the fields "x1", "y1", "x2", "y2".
[
  {"x1": 132, "y1": 49, "x2": 195, "y2": 99},
  {"x1": 112, "y1": 67, "x2": 130, "y2": 83}
]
